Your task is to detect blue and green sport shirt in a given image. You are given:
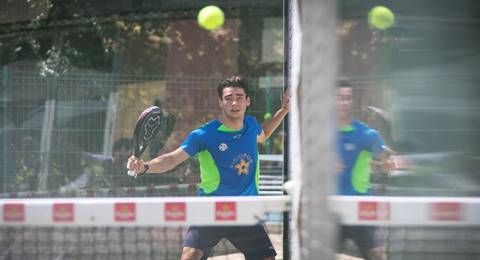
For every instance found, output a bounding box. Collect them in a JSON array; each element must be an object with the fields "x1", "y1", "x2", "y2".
[
  {"x1": 338, "y1": 120, "x2": 385, "y2": 195},
  {"x1": 181, "y1": 115, "x2": 262, "y2": 196}
]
